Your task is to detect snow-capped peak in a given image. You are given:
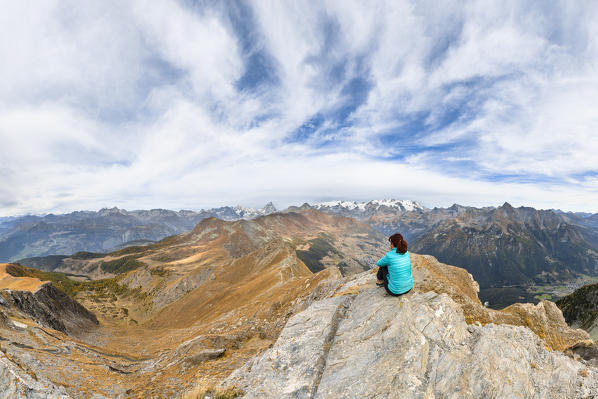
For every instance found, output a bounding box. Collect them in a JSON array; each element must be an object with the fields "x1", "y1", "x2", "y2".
[
  {"x1": 368, "y1": 199, "x2": 424, "y2": 211},
  {"x1": 315, "y1": 201, "x2": 368, "y2": 211},
  {"x1": 231, "y1": 203, "x2": 278, "y2": 219},
  {"x1": 314, "y1": 199, "x2": 424, "y2": 212}
]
